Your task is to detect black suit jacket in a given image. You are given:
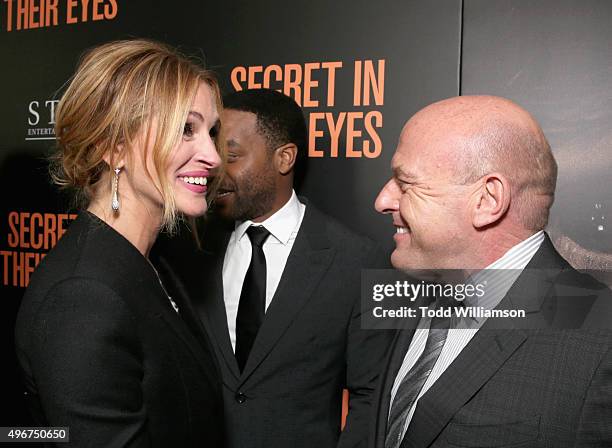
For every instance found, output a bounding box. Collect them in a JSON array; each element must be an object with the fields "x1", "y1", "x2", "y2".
[
  {"x1": 371, "y1": 235, "x2": 612, "y2": 448},
  {"x1": 15, "y1": 211, "x2": 224, "y2": 447},
  {"x1": 156, "y1": 199, "x2": 393, "y2": 448}
]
